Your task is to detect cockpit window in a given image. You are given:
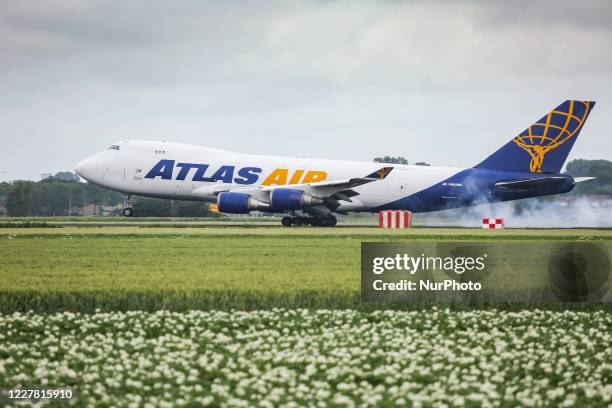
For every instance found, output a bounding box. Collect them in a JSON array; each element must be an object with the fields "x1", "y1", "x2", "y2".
[{"x1": 108, "y1": 145, "x2": 120, "y2": 151}]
